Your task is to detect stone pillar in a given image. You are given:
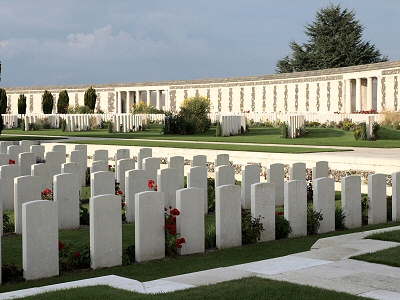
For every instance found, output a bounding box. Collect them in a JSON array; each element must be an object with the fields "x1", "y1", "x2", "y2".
[
  {"x1": 126, "y1": 91, "x2": 130, "y2": 113},
  {"x1": 355, "y1": 78, "x2": 362, "y2": 111},
  {"x1": 345, "y1": 79, "x2": 352, "y2": 113},
  {"x1": 156, "y1": 90, "x2": 161, "y2": 110},
  {"x1": 367, "y1": 77, "x2": 373, "y2": 110},
  {"x1": 146, "y1": 90, "x2": 151, "y2": 106},
  {"x1": 116, "y1": 91, "x2": 121, "y2": 113}
]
